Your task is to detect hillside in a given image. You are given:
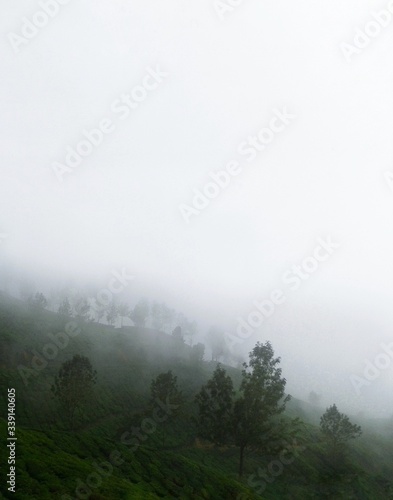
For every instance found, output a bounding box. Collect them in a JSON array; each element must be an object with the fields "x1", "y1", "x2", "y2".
[{"x1": 1, "y1": 292, "x2": 393, "y2": 499}]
